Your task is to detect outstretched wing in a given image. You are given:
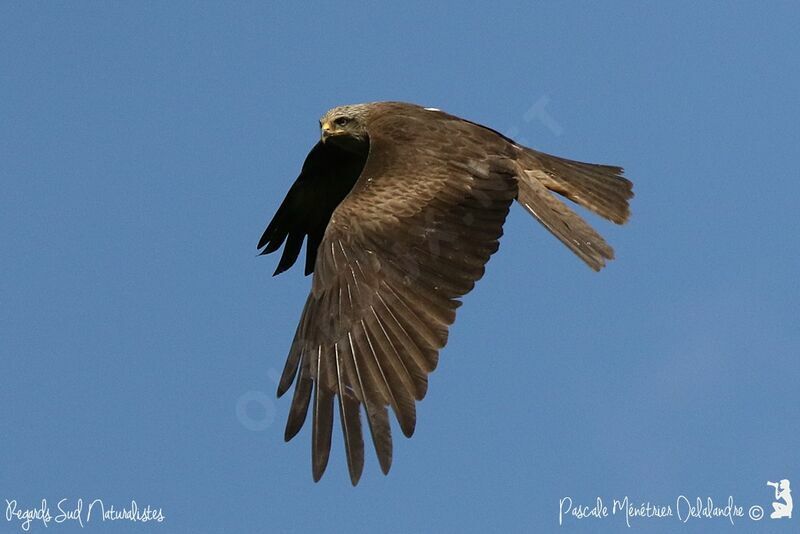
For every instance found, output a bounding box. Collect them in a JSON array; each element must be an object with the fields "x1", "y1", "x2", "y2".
[
  {"x1": 258, "y1": 140, "x2": 367, "y2": 276},
  {"x1": 276, "y1": 107, "x2": 518, "y2": 484}
]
